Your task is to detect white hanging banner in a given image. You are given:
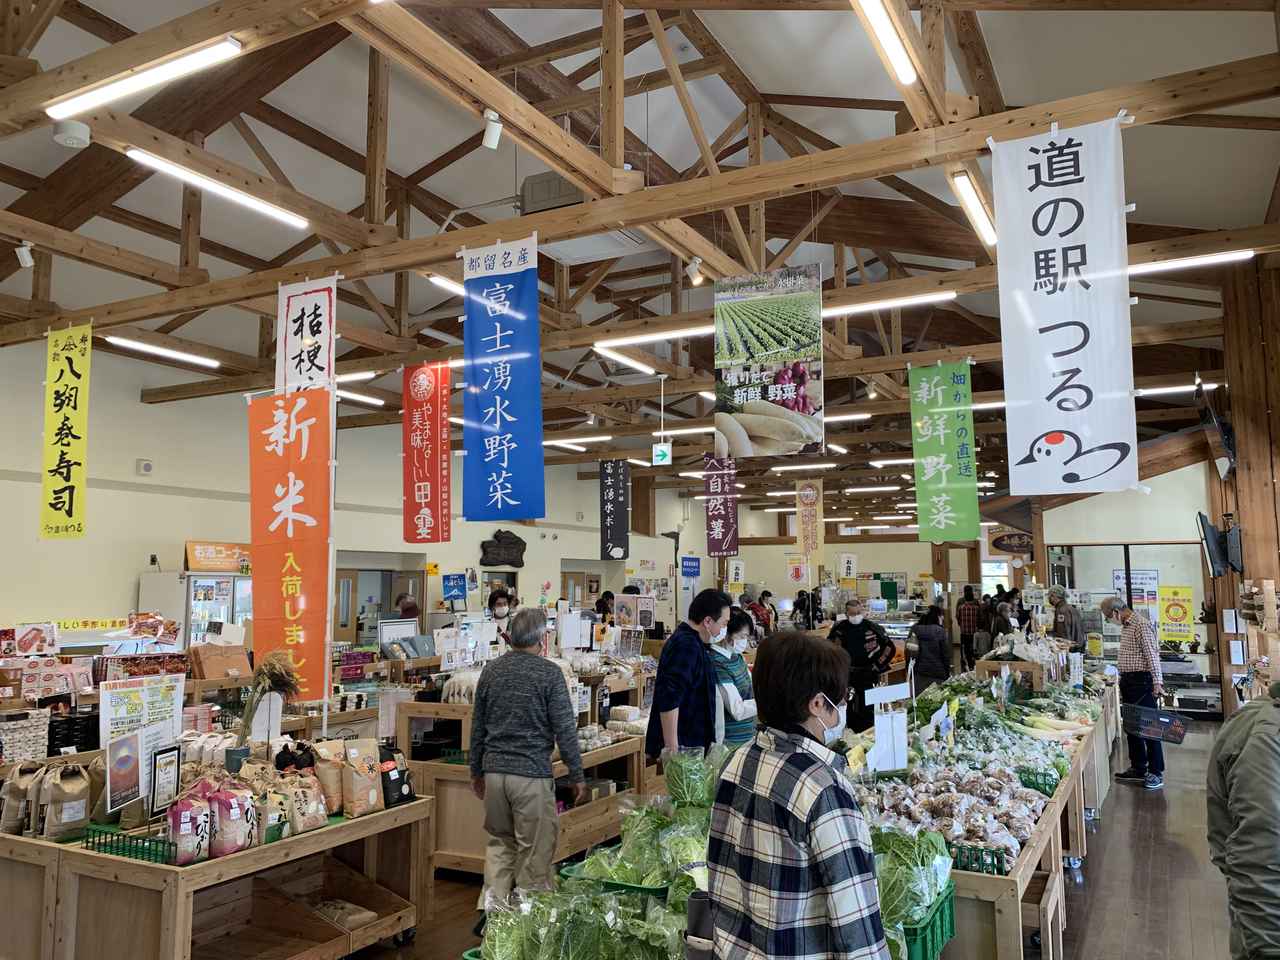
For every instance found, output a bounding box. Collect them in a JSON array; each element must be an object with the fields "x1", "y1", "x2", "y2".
[
  {"x1": 275, "y1": 276, "x2": 338, "y2": 393},
  {"x1": 992, "y1": 118, "x2": 1137, "y2": 494}
]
